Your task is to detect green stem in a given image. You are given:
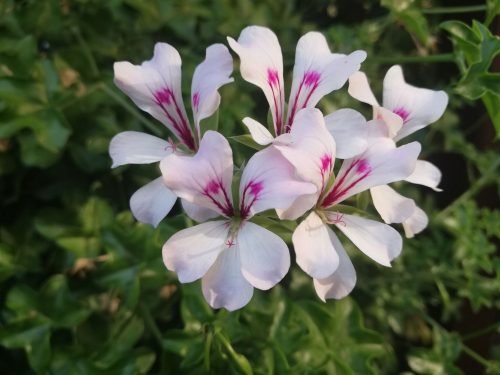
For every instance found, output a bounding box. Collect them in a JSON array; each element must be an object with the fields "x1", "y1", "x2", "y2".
[
  {"x1": 462, "y1": 344, "x2": 492, "y2": 368},
  {"x1": 72, "y1": 27, "x2": 99, "y2": 77},
  {"x1": 463, "y1": 321, "x2": 500, "y2": 341},
  {"x1": 421, "y1": 5, "x2": 487, "y2": 14},
  {"x1": 140, "y1": 304, "x2": 163, "y2": 347},
  {"x1": 371, "y1": 53, "x2": 455, "y2": 64}
]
